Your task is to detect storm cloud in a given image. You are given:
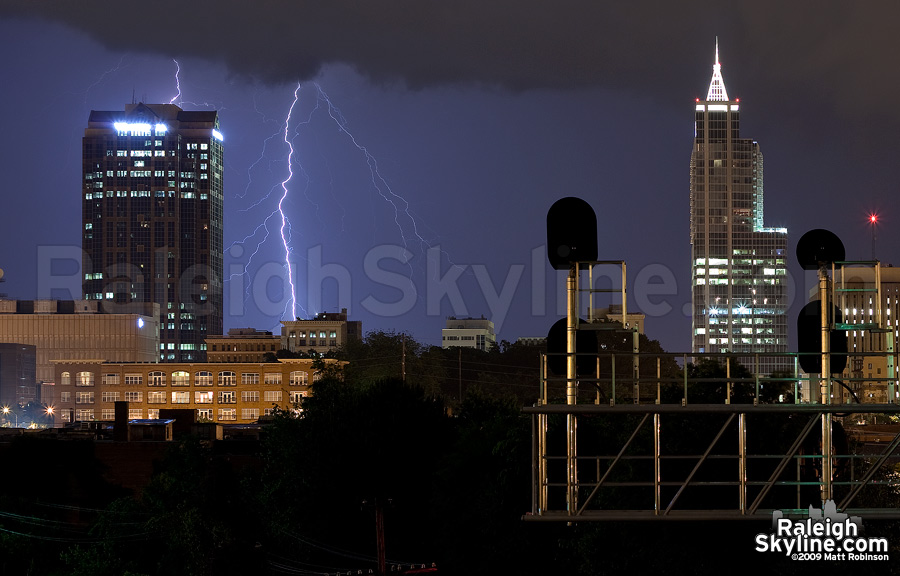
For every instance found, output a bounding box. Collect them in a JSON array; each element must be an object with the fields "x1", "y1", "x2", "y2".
[{"x1": 3, "y1": 0, "x2": 899, "y2": 114}]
